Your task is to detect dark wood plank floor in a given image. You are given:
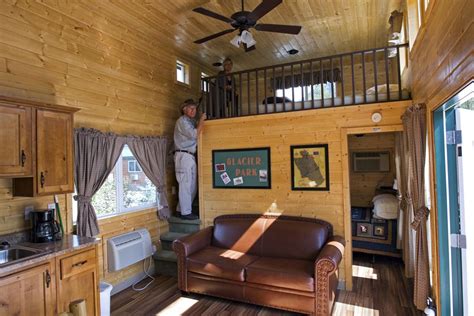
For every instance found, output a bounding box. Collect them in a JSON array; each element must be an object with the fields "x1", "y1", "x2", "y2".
[{"x1": 111, "y1": 253, "x2": 422, "y2": 315}]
